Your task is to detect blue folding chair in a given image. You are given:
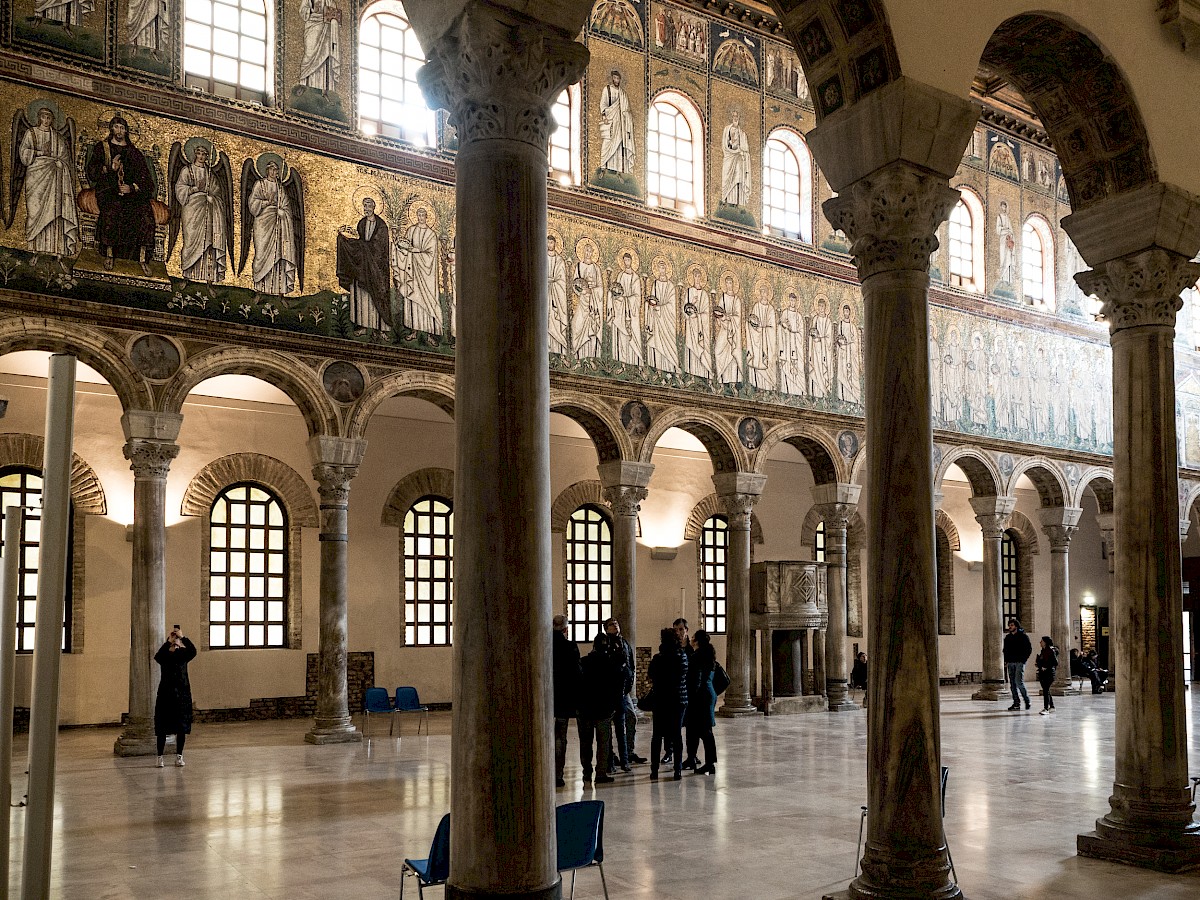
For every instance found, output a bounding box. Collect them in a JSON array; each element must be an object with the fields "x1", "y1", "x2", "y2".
[
  {"x1": 363, "y1": 686, "x2": 395, "y2": 737},
  {"x1": 401, "y1": 813, "x2": 450, "y2": 899},
  {"x1": 395, "y1": 686, "x2": 430, "y2": 735},
  {"x1": 556, "y1": 800, "x2": 609, "y2": 900}
]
